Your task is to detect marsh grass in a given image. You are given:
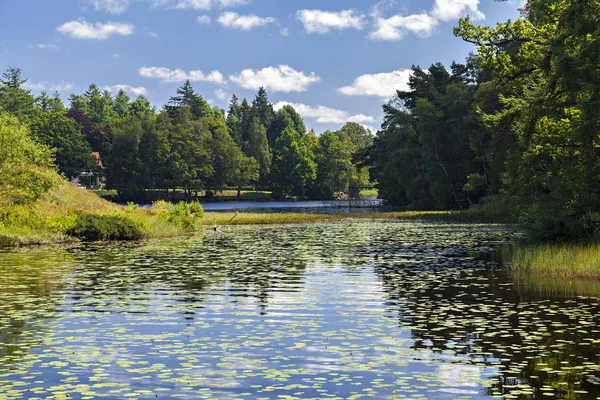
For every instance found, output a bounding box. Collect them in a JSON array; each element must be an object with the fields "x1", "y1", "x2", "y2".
[
  {"x1": 200, "y1": 210, "x2": 486, "y2": 227},
  {"x1": 508, "y1": 243, "x2": 600, "y2": 279}
]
